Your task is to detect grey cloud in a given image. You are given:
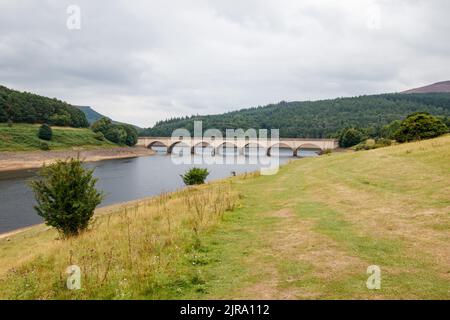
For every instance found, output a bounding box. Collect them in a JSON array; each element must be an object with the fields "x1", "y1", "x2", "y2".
[{"x1": 1, "y1": 0, "x2": 449, "y2": 127}]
